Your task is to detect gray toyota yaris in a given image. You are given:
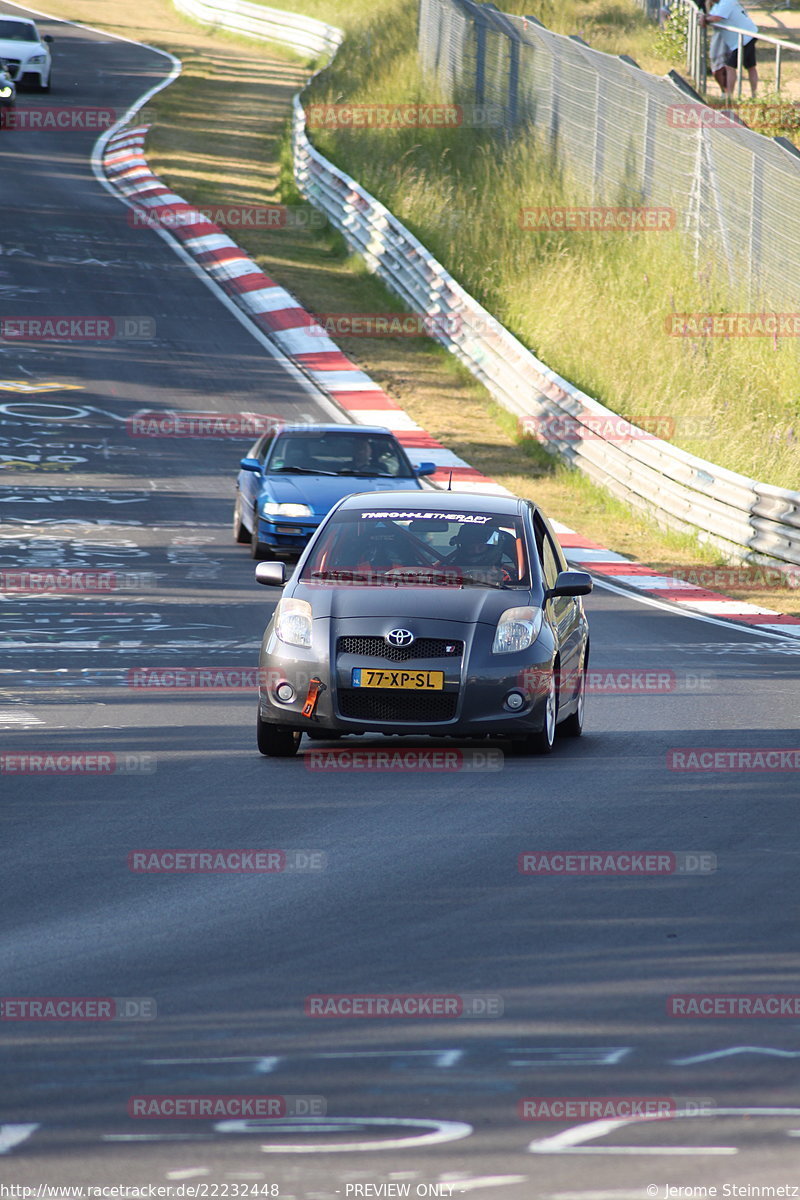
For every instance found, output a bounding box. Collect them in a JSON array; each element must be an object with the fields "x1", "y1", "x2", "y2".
[{"x1": 254, "y1": 490, "x2": 592, "y2": 757}]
